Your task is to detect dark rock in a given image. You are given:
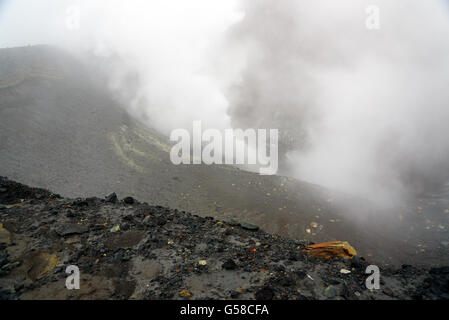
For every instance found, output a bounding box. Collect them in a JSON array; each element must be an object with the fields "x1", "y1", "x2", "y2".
[
  {"x1": 73, "y1": 199, "x2": 88, "y2": 207},
  {"x1": 421, "y1": 272, "x2": 449, "y2": 299},
  {"x1": 123, "y1": 197, "x2": 135, "y2": 204},
  {"x1": 90, "y1": 224, "x2": 105, "y2": 231},
  {"x1": 0, "y1": 251, "x2": 9, "y2": 267},
  {"x1": 0, "y1": 287, "x2": 16, "y2": 300},
  {"x1": 54, "y1": 224, "x2": 89, "y2": 236},
  {"x1": 14, "y1": 281, "x2": 24, "y2": 292},
  {"x1": 1, "y1": 261, "x2": 20, "y2": 271},
  {"x1": 255, "y1": 286, "x2": 274, "y2": 300},
  {"x1": 240, "y1": 222, "x2": 259, "y2": 231},
  {"x1": 85, "y1": 197, "x2": 98, "y2": 206},
  {"x1": 222, "y1": 259, "x2": 238, "y2": 270},
  {"x1": 351, "y1": 256, "x2": 361, "y2": 268},
  {"x1": 66, "y1": 210, "x2": 76, "y2": 218},
  {"x1": 340, "y1": 284, "x2": 351, "y2": 299},
  {"x1": 383, "y1": 288, "x2": 394, "y2": 297},
  {"x1": 274, "y1": 264, "x2": 285, "y2": 272},
  {"x1": 123, "y1": 214, "x2": 135, "y2": 222},
  {"x1": 227, "y1": 219, "x2": 240, "y2": 227},
  {"x1": 288, "y1": 253, "x2": 298, "y2": 261},
  {"x1": 401, "y1": 264, "x2": 413, "y2": 272},
  {"x1": 429, "y1": 266, "x2": 449, "y2": 275},
  {"x1": 105, "y1": 193, "x2": 118, "y2": 203},
  {"x1": 279, "y1": 277, "x2": 294, "y2": 287},
  {"x1": 155, "y1": 217, "x2": 167, "y2": 226}
]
